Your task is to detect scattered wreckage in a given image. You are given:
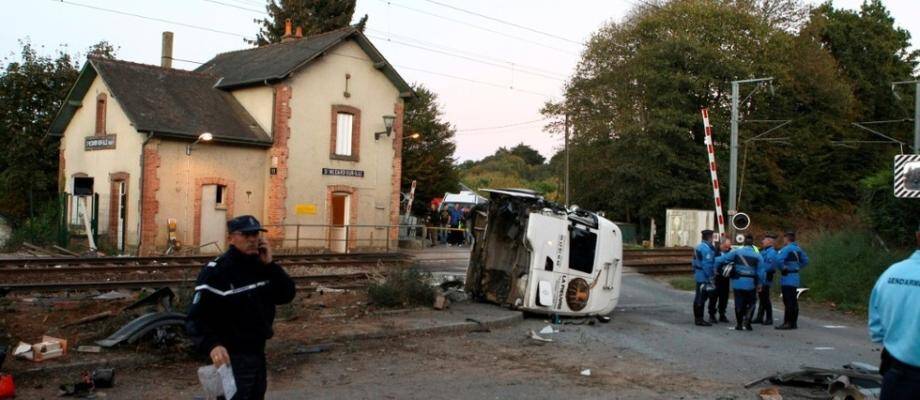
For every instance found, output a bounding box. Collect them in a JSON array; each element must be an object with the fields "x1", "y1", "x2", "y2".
[
  {"x1": 465, "y1": 189, "x2": 623, "y2": 317},
  {"x1": 747, "y1": 362, "x2": 883, "y2": 400}
]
